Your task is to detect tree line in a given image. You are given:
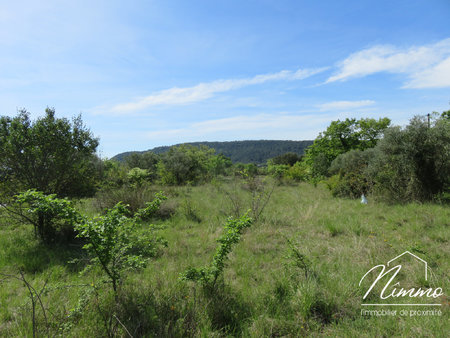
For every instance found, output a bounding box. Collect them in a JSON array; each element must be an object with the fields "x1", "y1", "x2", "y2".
[
  {"x1": 114, "y1": 140, "x2": 313, "y2": 164},
  {"x1": 1, "y1": 108, "x2": 449, "y2": 206}
]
